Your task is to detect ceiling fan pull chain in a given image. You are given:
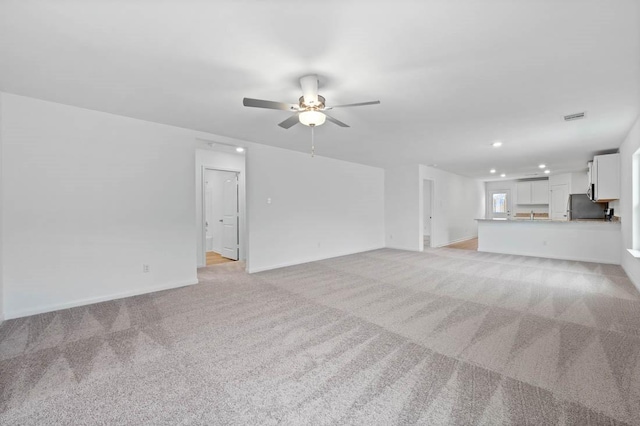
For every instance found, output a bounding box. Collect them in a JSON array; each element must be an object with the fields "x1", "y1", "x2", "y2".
[{"x1": 311, "y1": 125, "x2": 315, "y2": 157}]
